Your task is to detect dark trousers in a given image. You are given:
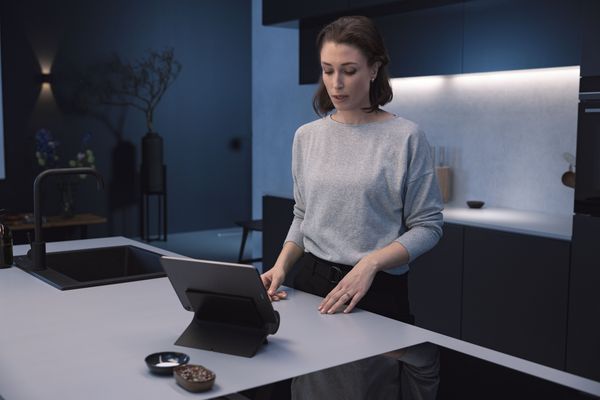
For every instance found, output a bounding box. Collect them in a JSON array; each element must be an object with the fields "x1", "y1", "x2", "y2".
[
  {"x1": 293, "y1": 252, "x2": 414, "y2": 324},
  {"x1": 291, "y1": 253, "x2": 439, "y2": 400}
]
